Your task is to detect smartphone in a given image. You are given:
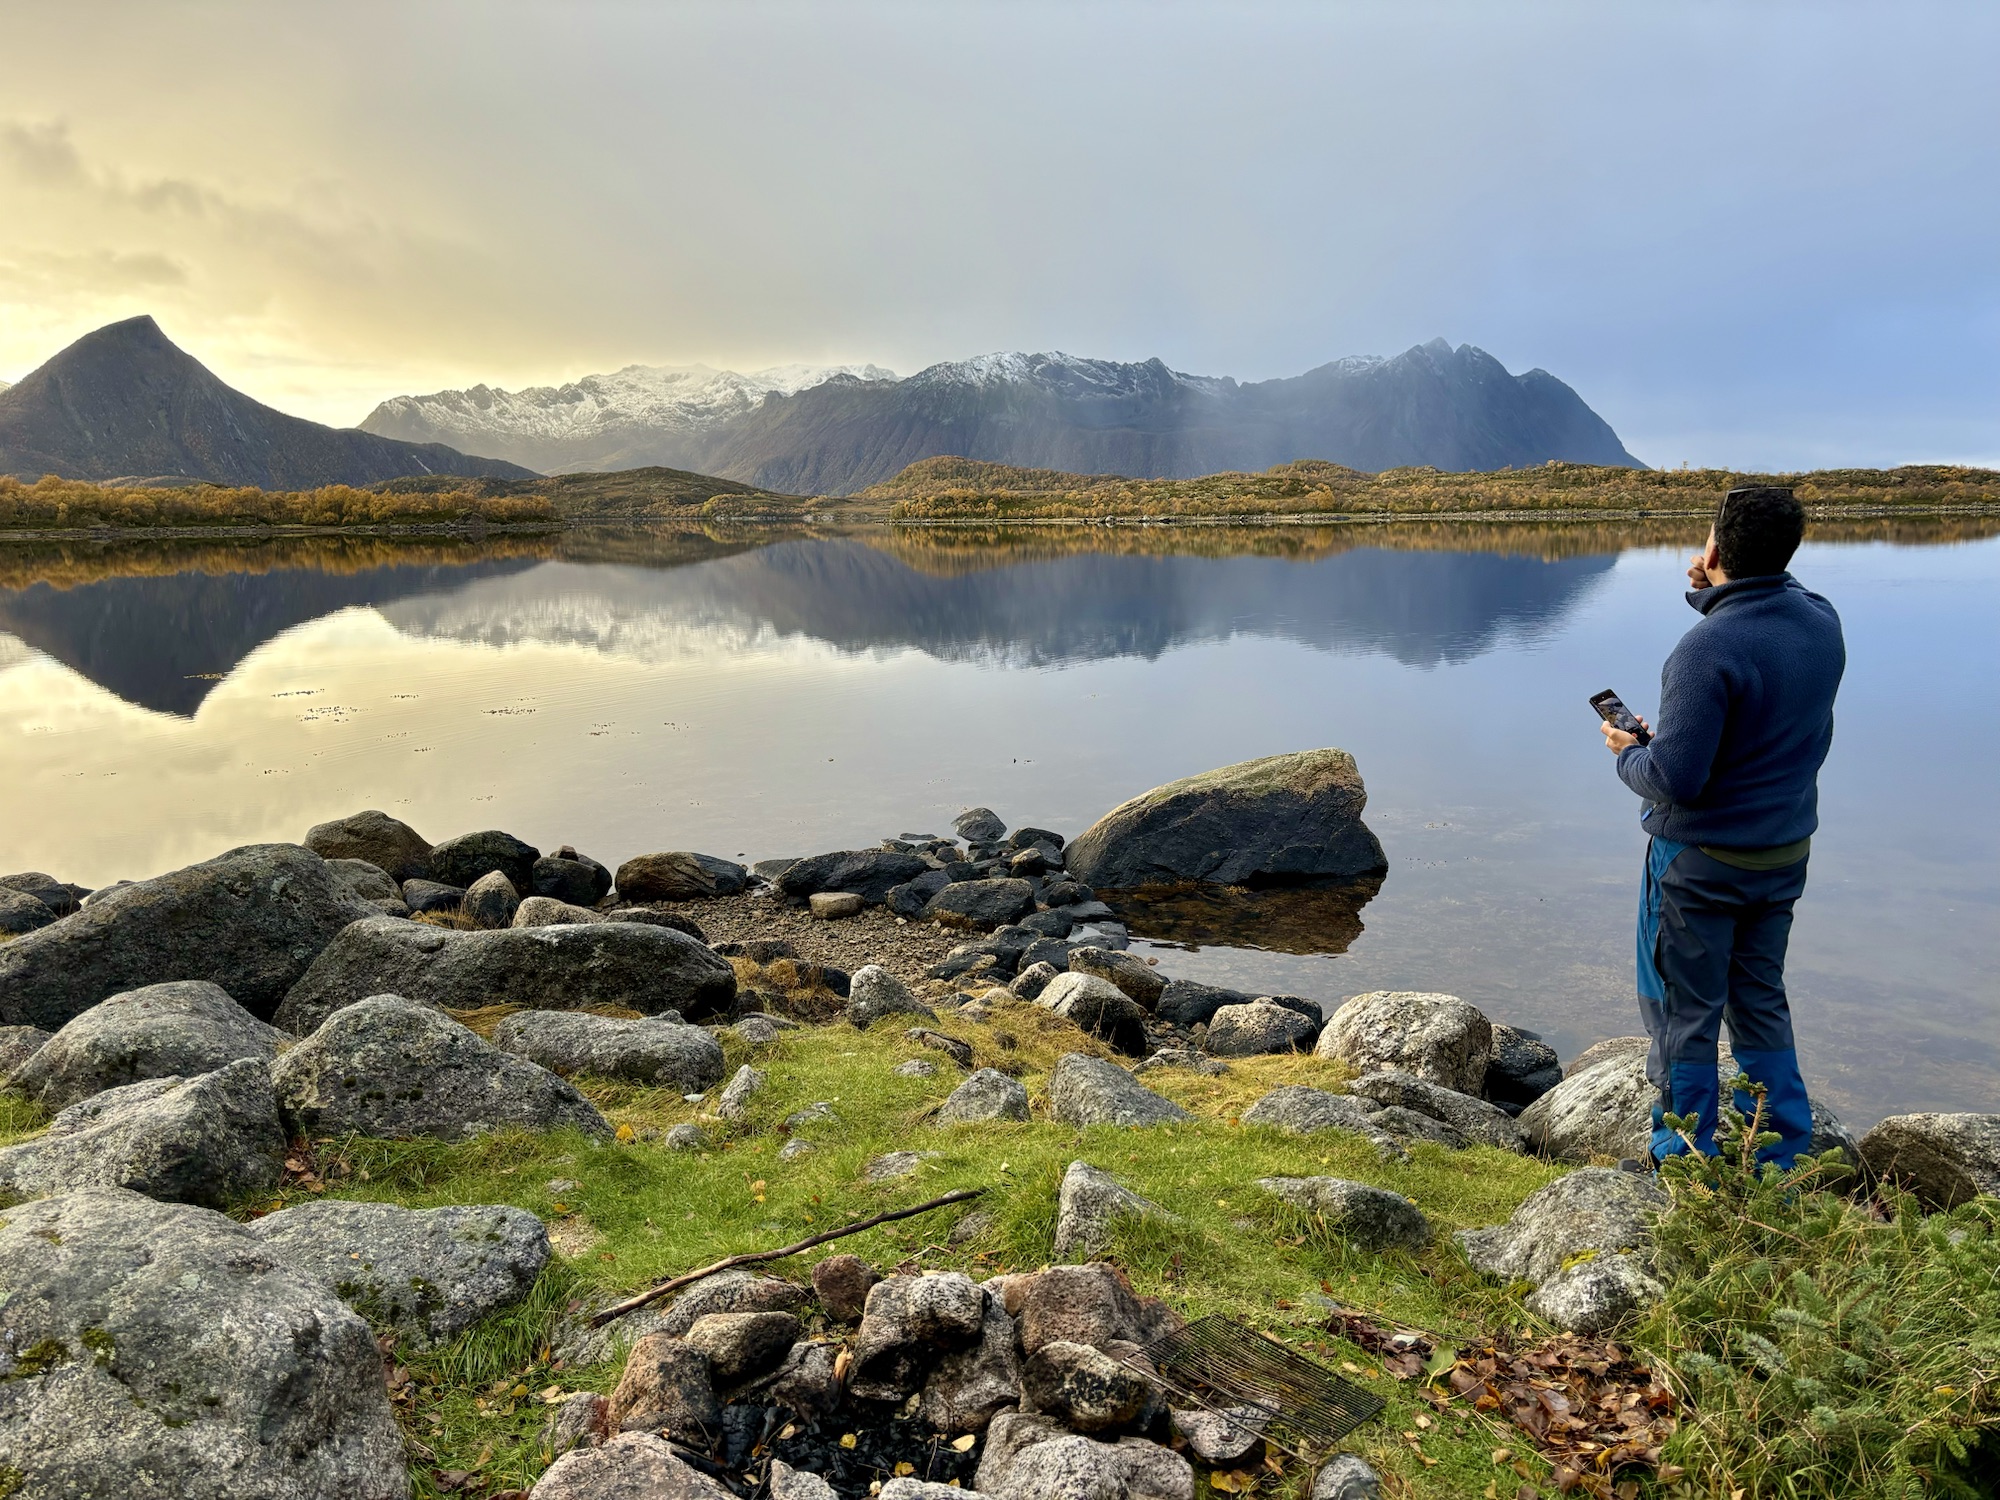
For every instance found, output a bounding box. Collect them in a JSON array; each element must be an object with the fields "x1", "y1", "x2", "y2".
[{"x1": 1589, "y1": 689, "x2": 1653, "y2": 745}]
